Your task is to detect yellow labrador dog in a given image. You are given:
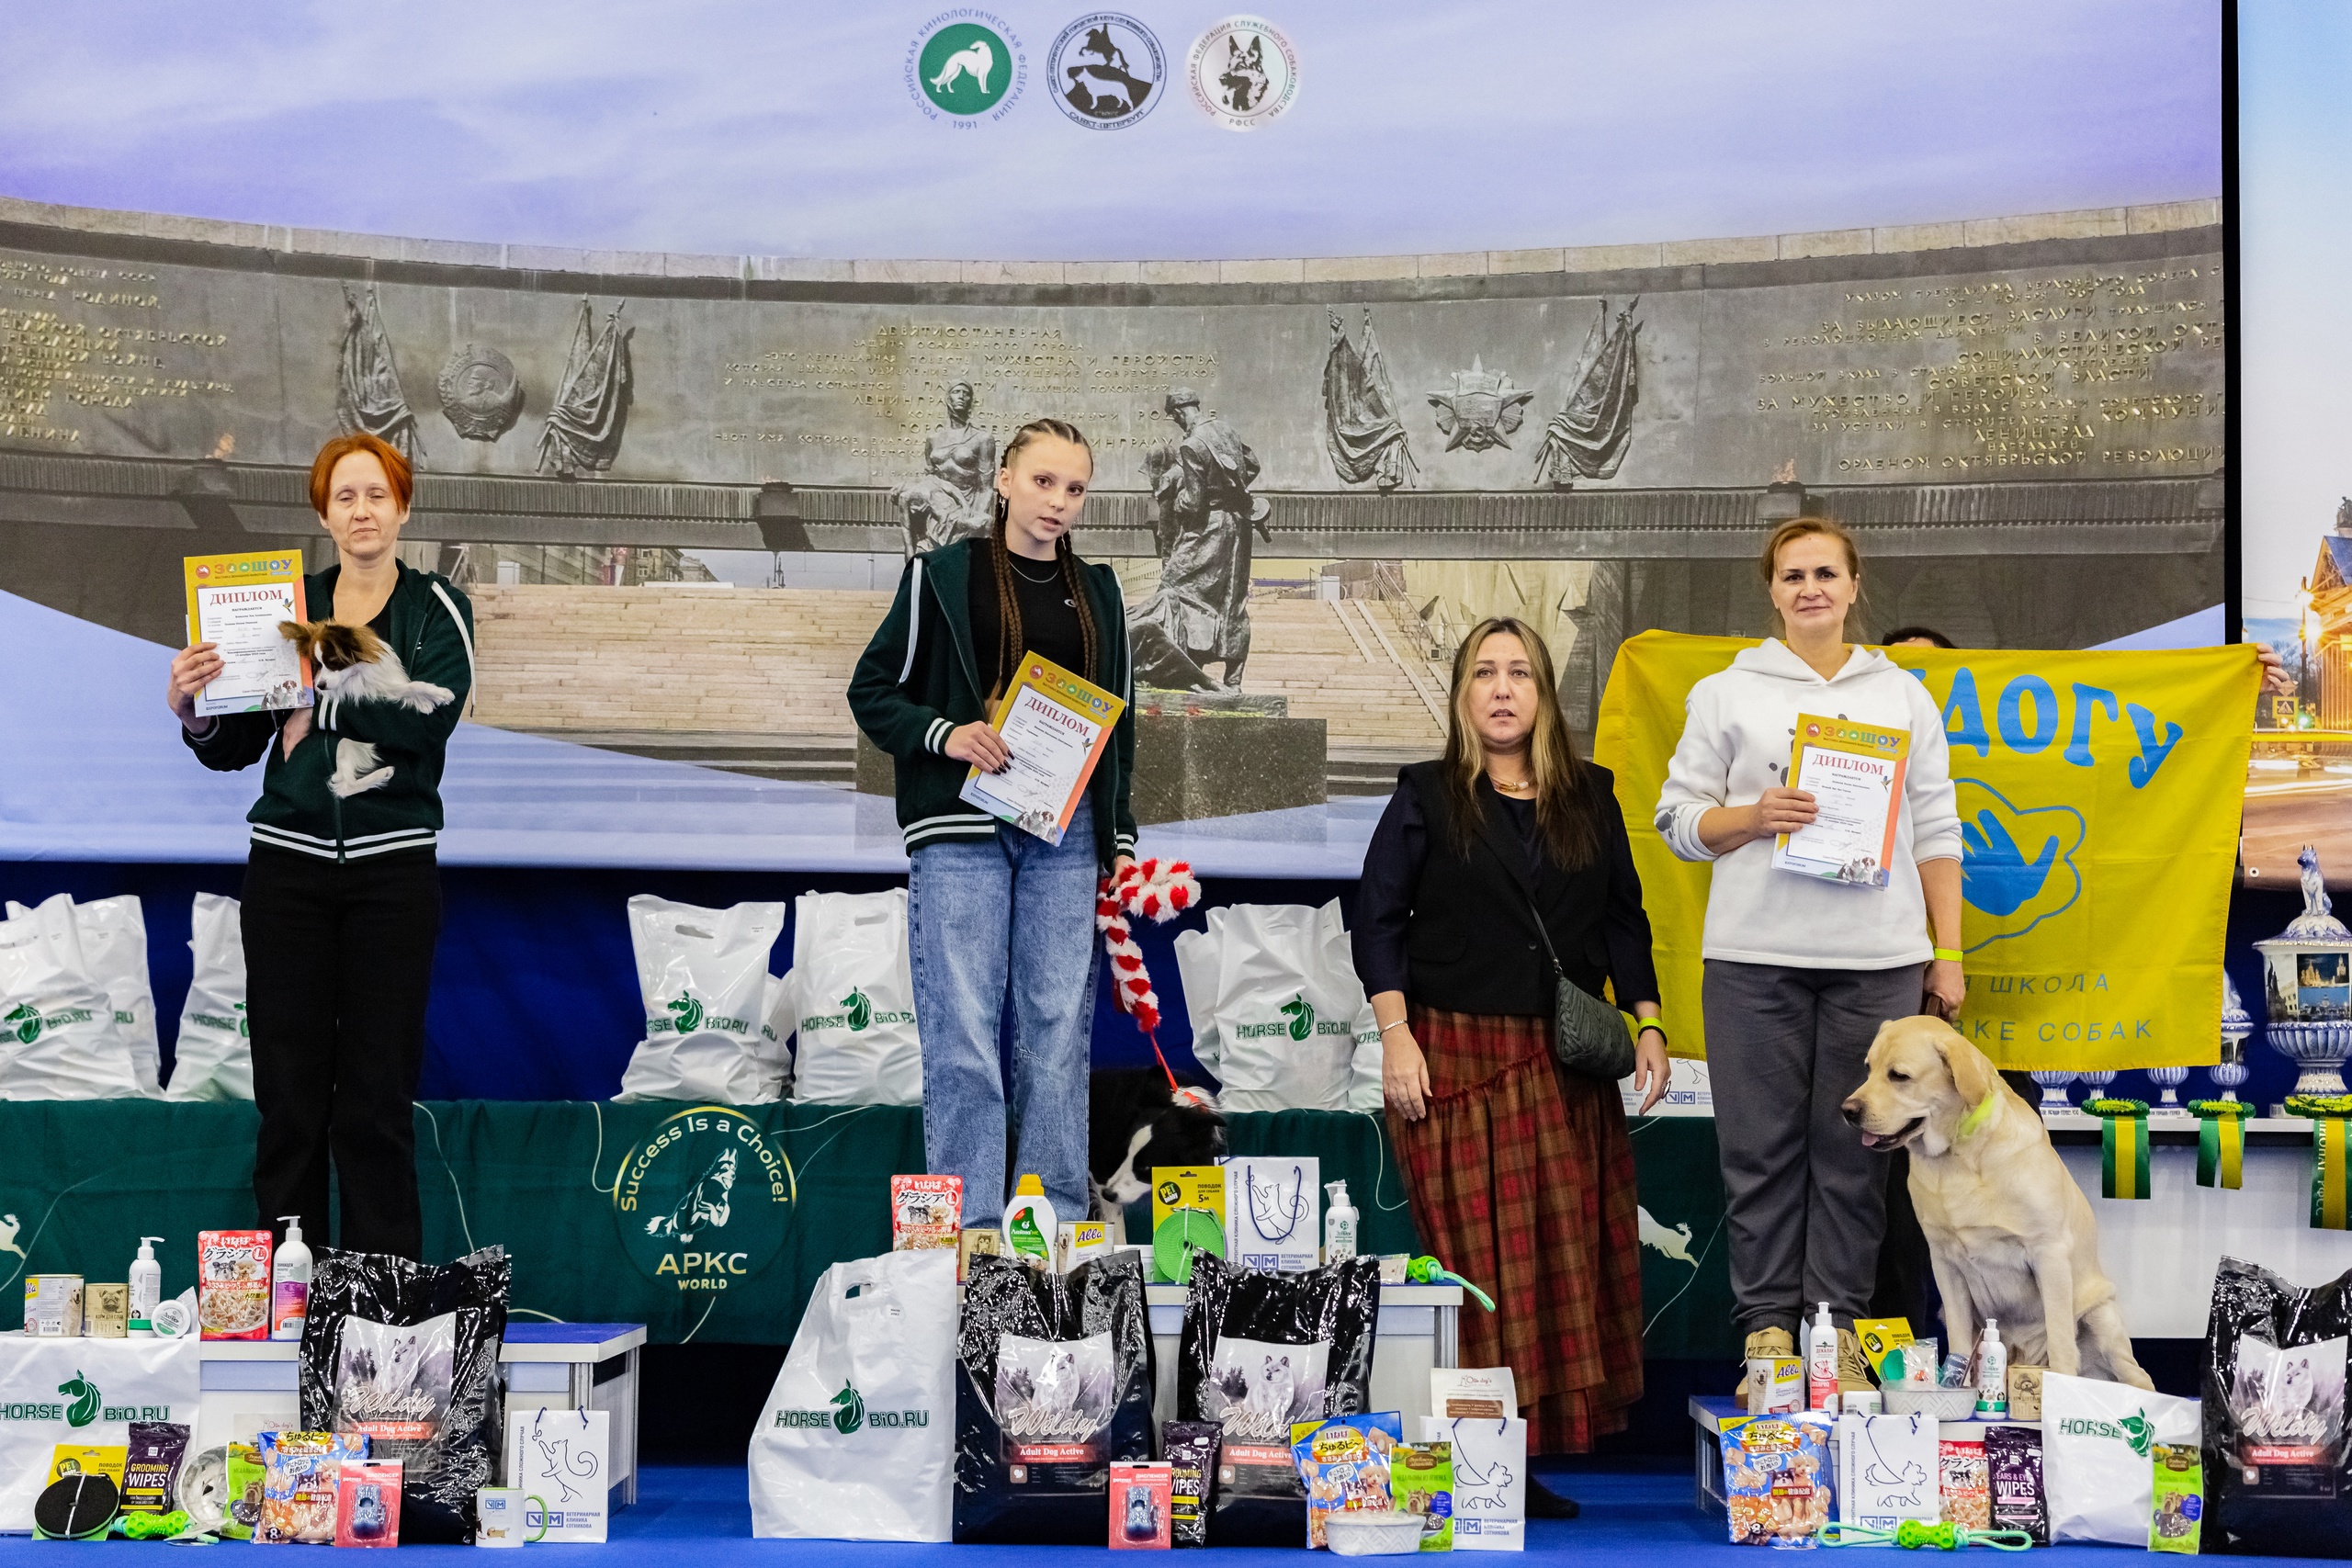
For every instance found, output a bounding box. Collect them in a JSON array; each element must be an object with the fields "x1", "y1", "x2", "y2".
[{"x1": 1842, "y1": 1015, "x2": 2152, "y2": 1388}]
